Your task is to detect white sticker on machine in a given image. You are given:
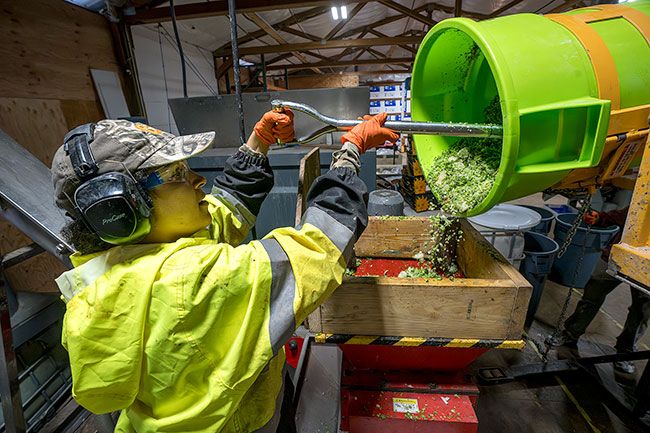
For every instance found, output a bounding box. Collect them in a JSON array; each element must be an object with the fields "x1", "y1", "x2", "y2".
[{"x1": 392, "y1": 397, "x2": 419, "y2": 413}]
